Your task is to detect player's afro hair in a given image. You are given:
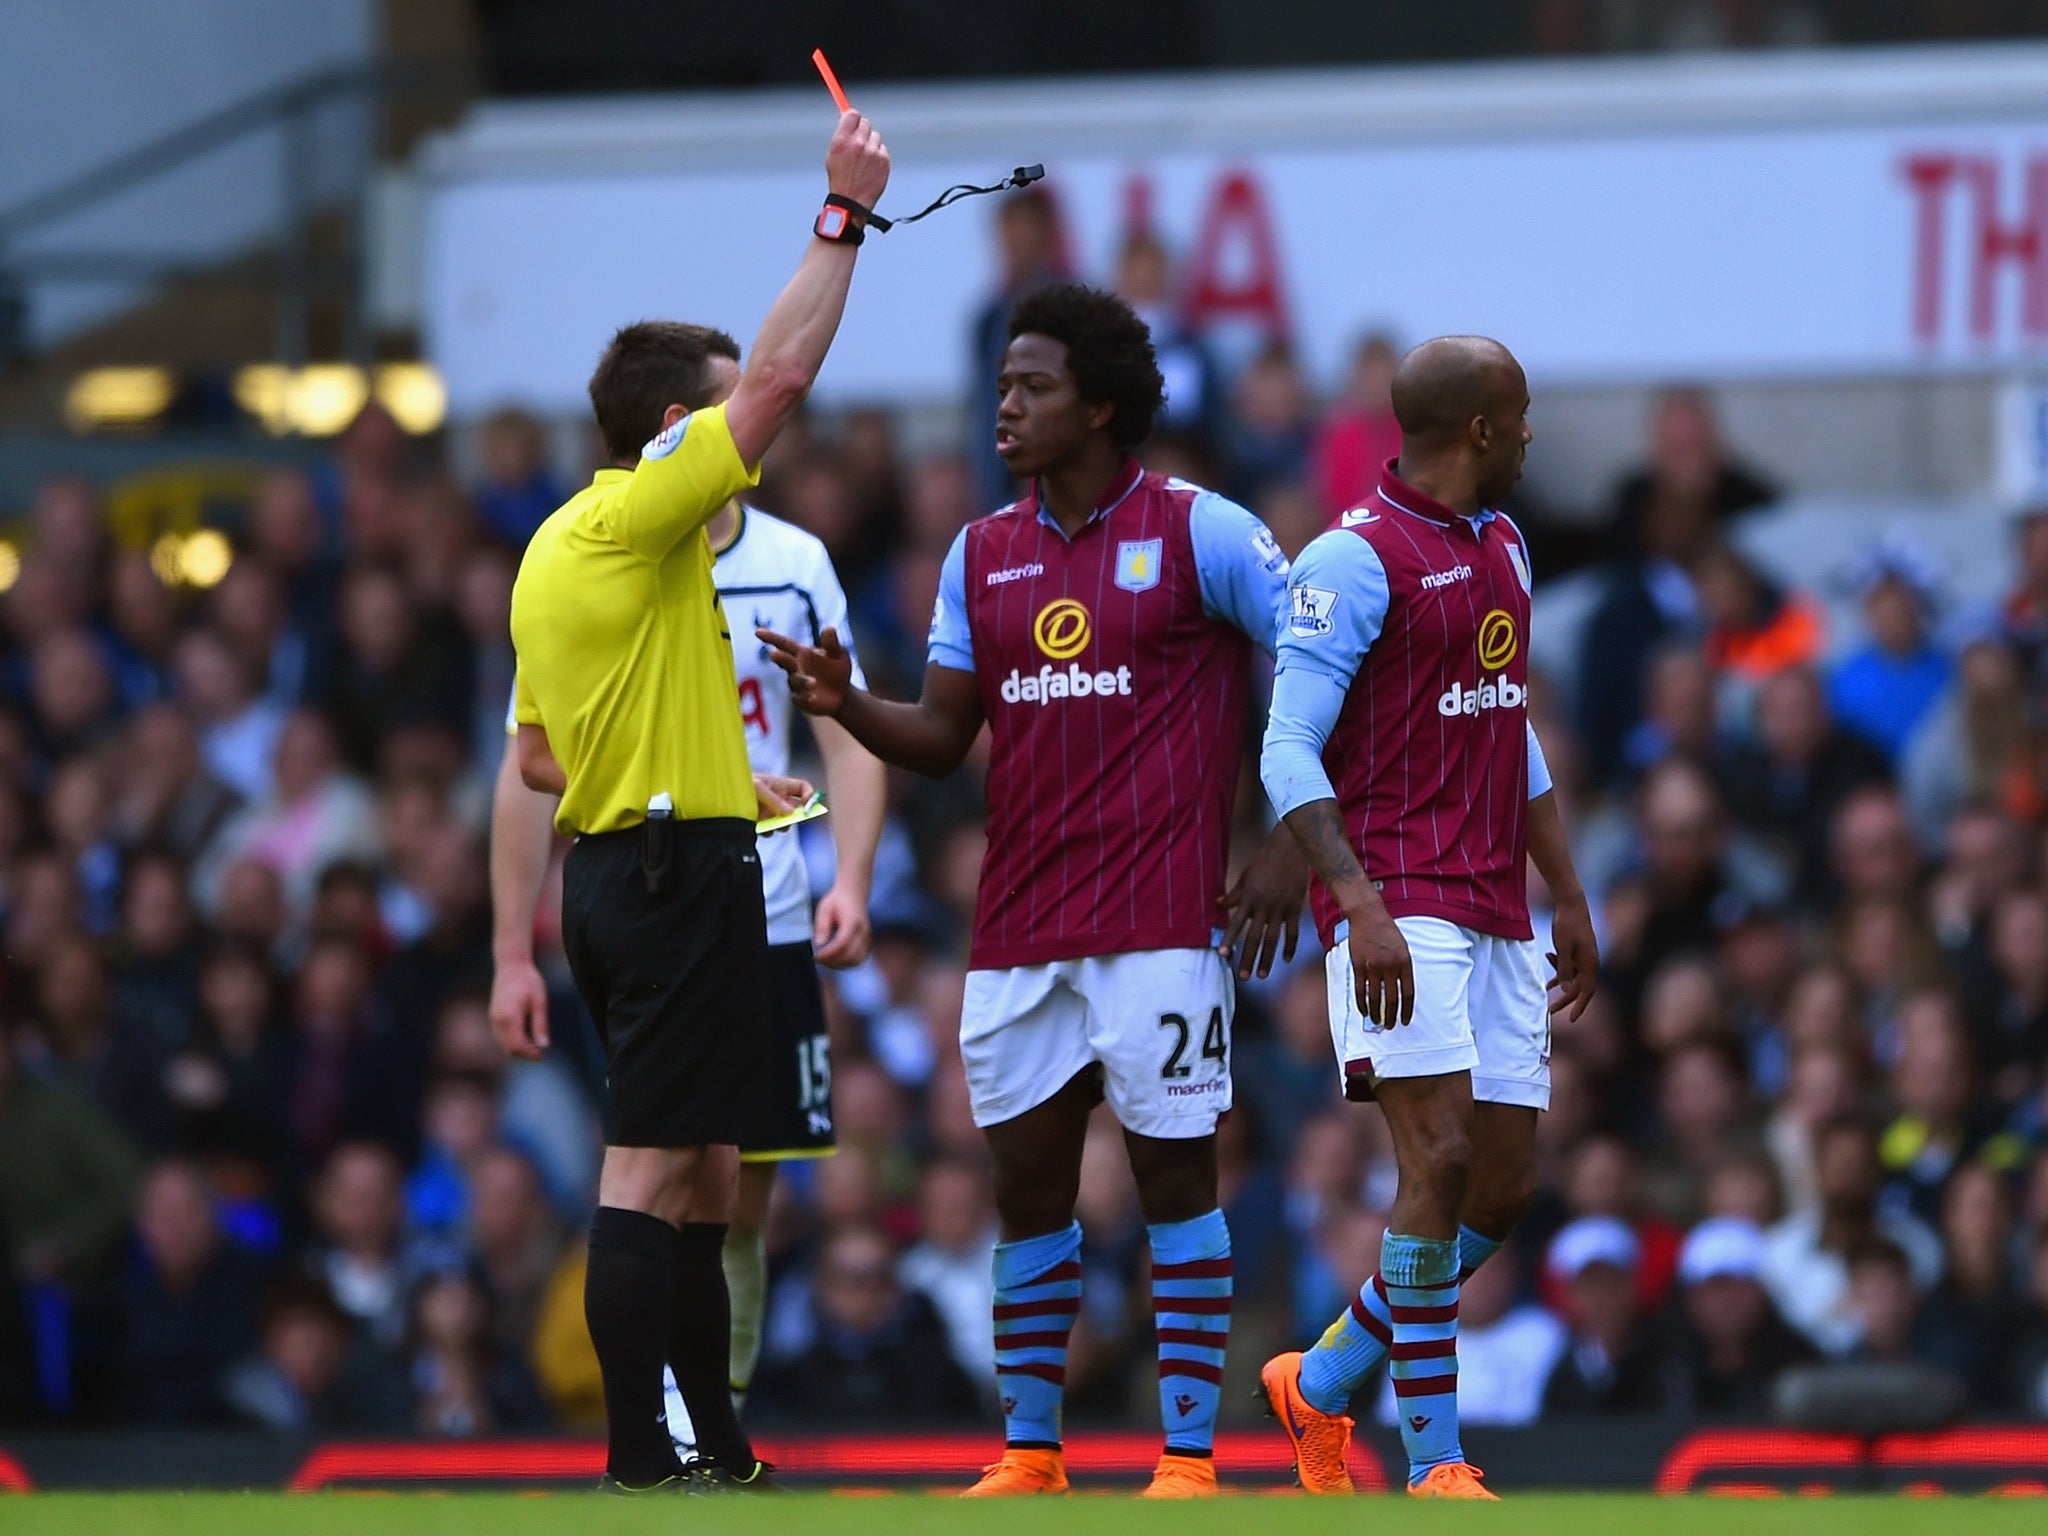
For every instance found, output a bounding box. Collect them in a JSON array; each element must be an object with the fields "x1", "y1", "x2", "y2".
[{"x1": 1008, "y1": 283, "x2": 1167, "y2": 448}]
